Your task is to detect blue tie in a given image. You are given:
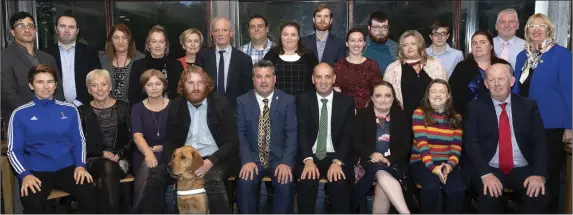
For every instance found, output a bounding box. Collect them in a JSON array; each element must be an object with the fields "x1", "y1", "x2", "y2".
[{"x1": 218, "y1": 50, "x2": 226, "y2": 94}]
